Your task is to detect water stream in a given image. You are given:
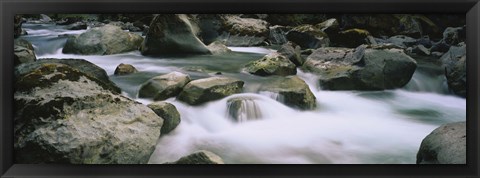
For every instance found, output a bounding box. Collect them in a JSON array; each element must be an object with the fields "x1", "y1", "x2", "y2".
[{"x1": 20, "y1": 23, "x2": 466, "y2": 164}]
